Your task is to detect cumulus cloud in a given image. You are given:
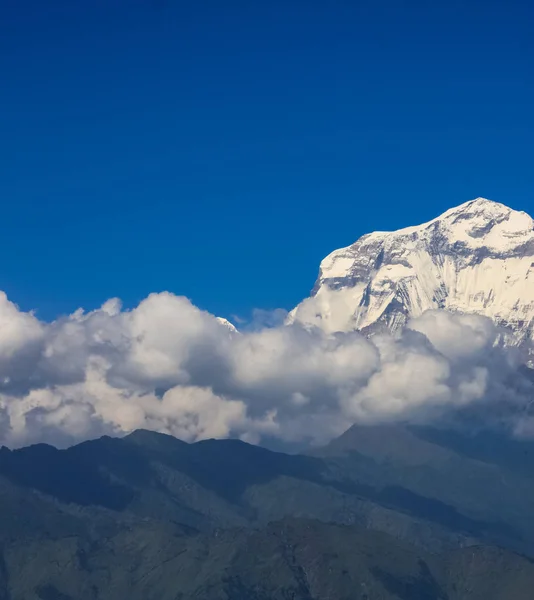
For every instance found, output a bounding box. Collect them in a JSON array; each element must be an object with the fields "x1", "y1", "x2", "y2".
[
  {"x1": 407, "y1": 310, "x2": 497, "y2": 362},
  {"x1": 0, "y1": 292, "x2": 531, "y2": 449}
]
